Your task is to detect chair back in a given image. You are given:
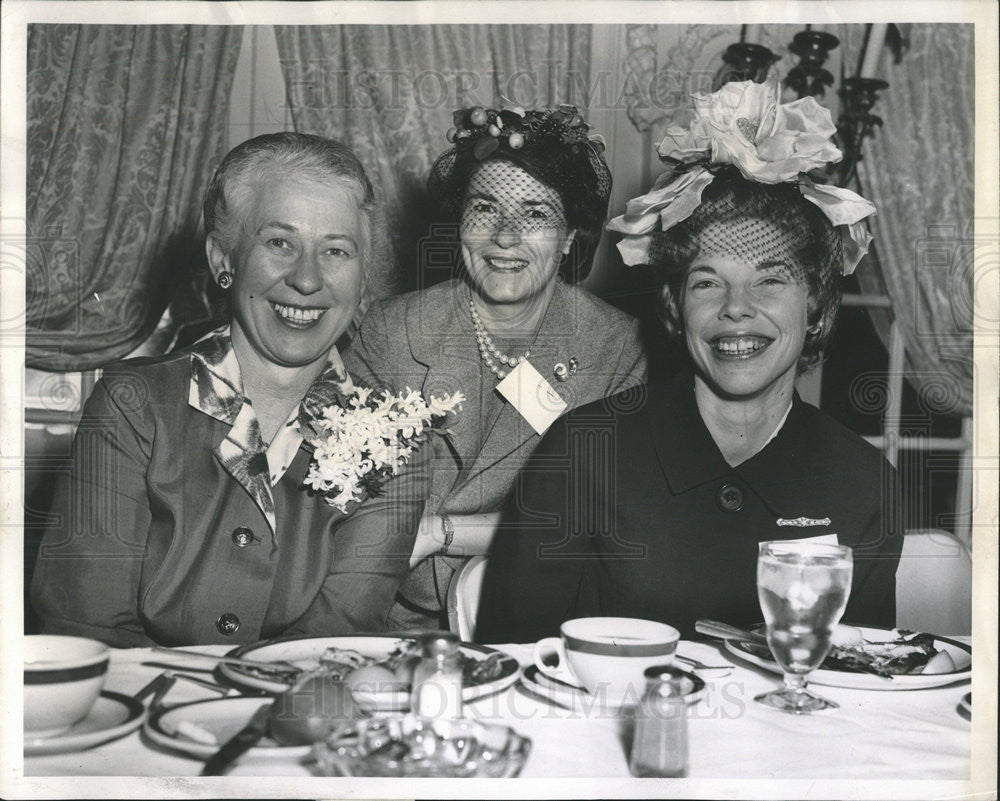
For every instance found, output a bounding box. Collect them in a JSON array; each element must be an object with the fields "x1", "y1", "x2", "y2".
[
  {"x1": 895, "y1": 529, "x2": 972, "y2": 635},
  {"x1": 446, "y1": 555, "x2": 488, "y2": 642}
]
